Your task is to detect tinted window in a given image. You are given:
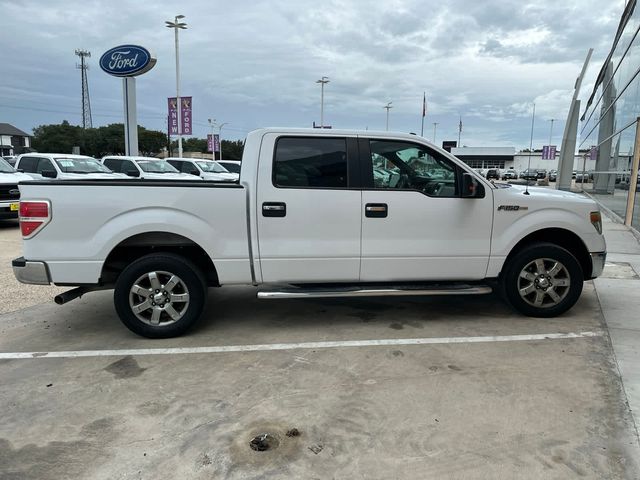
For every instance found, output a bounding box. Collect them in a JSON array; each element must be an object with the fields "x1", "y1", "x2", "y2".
[
  {"x1": 369, "y1": 140, "x2": 458, "y2": 197},
  {"x1": 274, "y1": 137, "x2": 347, "y2": 188},
  {"x1": 167, "y1": 160, "x2": 181, "y2": 170},
  {"x1": 121, "y1": 160, "x2": 136, "y2": 173},
  {"x1": 36, "y1": 158, "x2": 55, "y2": 174},
  {"x1": 220, "y1": 162, "x2": 240, "y2": 173},
  {"x1": 103, "y1": 159, "x2": 122, "y2": 172},
  {"x1": 181, "y1": 161, "x2": 200, "y2": 175},
  {"x1": 18, "y1": 156, "x2": 39, "y2": 172}
]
